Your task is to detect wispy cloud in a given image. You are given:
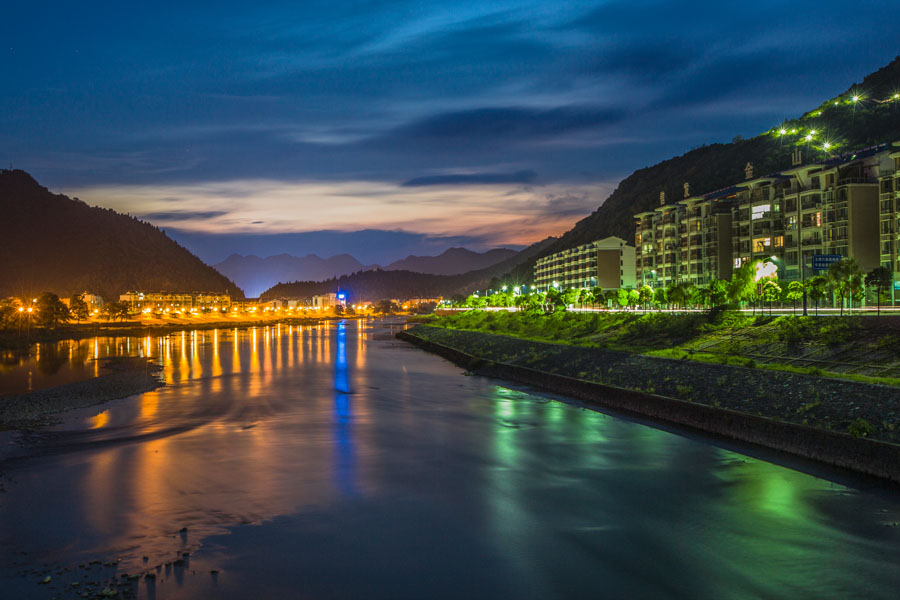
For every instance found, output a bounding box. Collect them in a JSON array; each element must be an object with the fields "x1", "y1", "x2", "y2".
[
  {"x1": 69, "y1": 178, "x2": 615, "y2": 248},
  {"x1": 402, "y1": 169, "x2": 537, "y2": 187}
]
